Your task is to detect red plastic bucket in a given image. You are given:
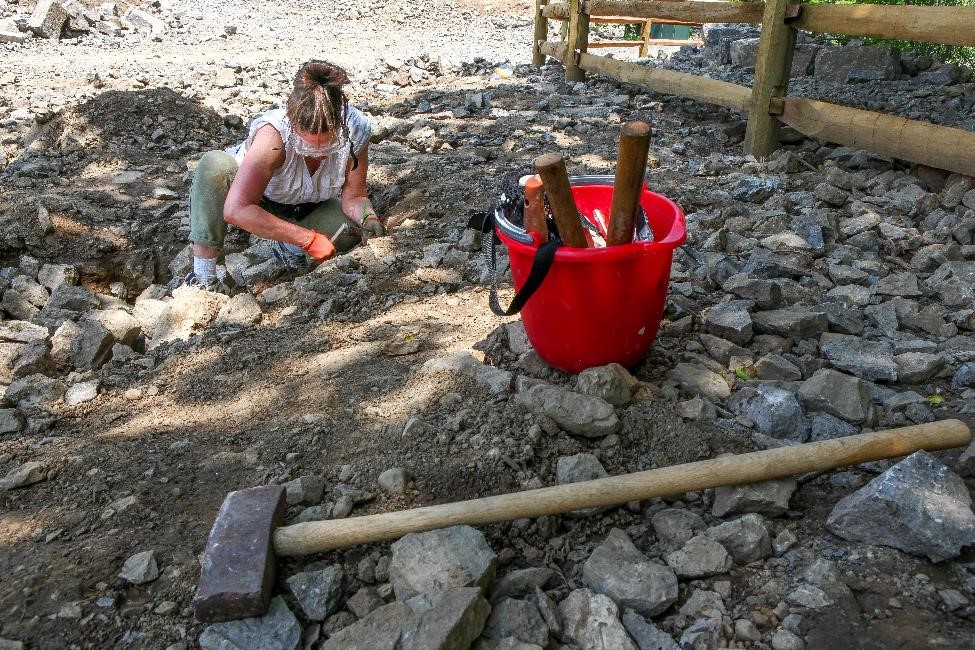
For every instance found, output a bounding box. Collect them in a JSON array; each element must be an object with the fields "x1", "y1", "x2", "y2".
[{"x1": 497, "y1": 181, "x2": 686, "y2": 373}]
